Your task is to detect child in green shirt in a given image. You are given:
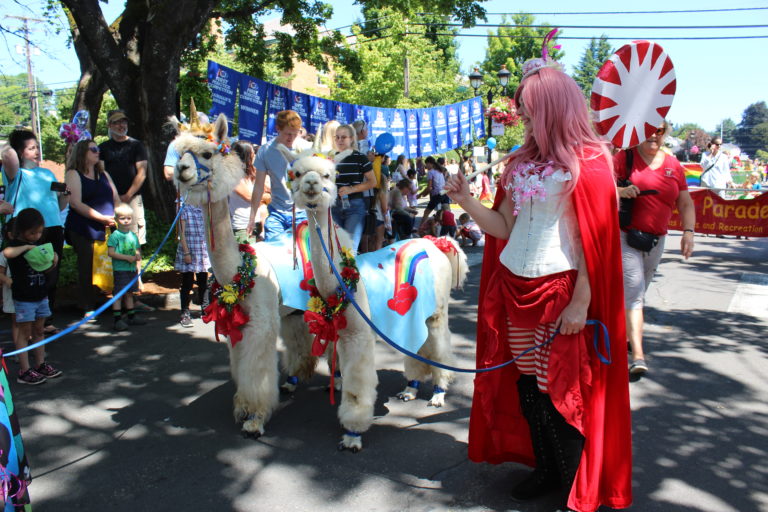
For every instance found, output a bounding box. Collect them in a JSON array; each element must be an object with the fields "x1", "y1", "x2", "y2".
[{"x1": 107, "y1": 203, "x2": 146, "y2": 331}]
